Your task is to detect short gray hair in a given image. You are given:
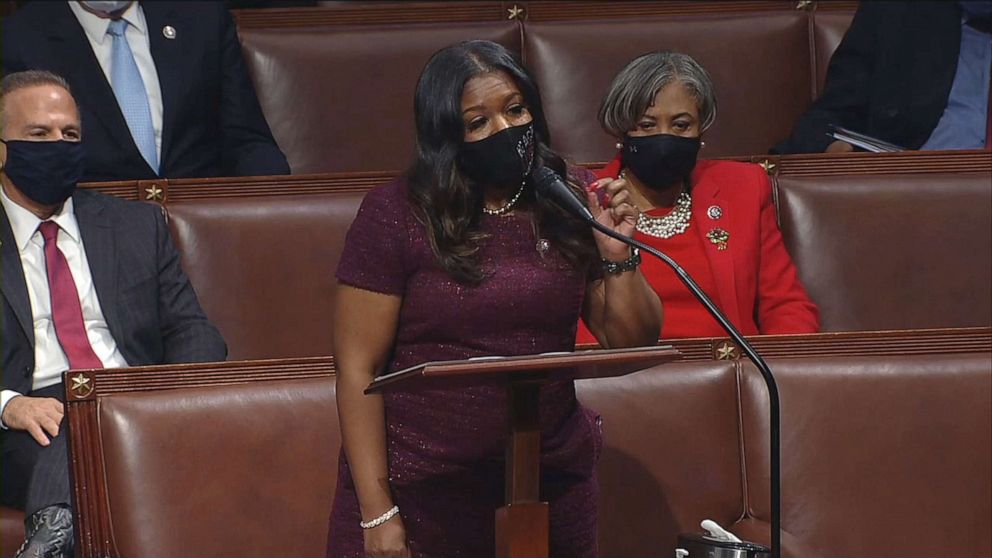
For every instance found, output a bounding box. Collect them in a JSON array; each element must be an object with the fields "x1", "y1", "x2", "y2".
[
  {"x1": 599, "y1": 51, "x2": 717, "y2": 138},
  {"x1": 0, "y1": 70, "x2": 74, "y2": 134}
]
